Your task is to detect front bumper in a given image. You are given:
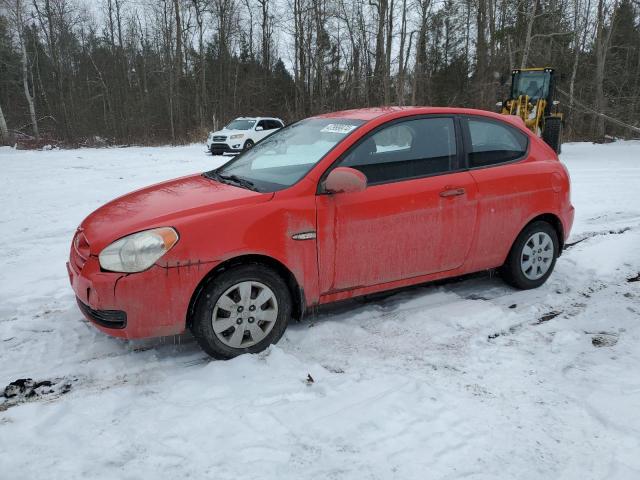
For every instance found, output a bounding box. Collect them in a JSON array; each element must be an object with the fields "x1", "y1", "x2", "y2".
[
  {"x1": 76, "y1": 298, "x2": 127, "y2": 329},
  {"x1": 208, "y1": 142, "x2": 242, "y2": 155},
  {"x1": 67, "y1": 254, "x2": 214, "y2": 339}
]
